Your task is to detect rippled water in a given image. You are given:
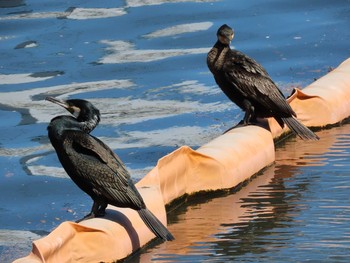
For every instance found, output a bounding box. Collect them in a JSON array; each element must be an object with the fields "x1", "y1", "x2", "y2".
[
  {"x1": 134, "y1": 125, "x2": 350, "y2": 262},
  {"x1": 1, "y1": 0, "x2": 350, "y2": 262}
]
